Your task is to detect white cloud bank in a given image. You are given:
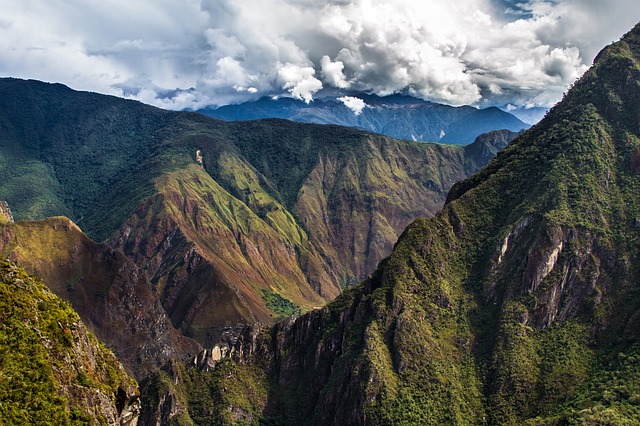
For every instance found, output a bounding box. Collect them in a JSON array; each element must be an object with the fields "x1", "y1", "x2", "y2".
[{"x1": 0, "y1": 0, "x2": 637, "y2": 110}]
